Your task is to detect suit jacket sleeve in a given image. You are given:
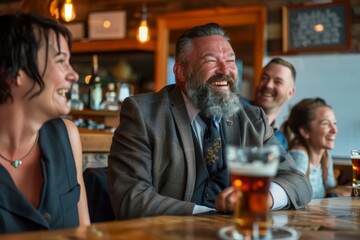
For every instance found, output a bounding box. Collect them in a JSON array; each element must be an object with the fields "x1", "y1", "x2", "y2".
[
  {"x1": 258, "y1": 111, "x2": 312, "y2": 209},
  {"x1": 108, "y1": 90, "x2": 195, "y2": 220},
  {"x1": 241, "y1": 105, "x2": 313, "y2": 209},
  {"x1": 267, "y1": 135, "x2": 313, "y2": 209}
]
